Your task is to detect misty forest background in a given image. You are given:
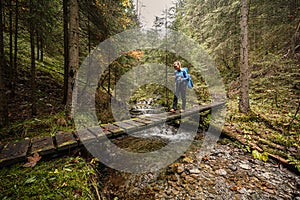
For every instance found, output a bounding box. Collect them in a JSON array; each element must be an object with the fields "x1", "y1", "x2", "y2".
[{"x1": 0, "y1": 0, "x2": 299, "y2": 197}]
